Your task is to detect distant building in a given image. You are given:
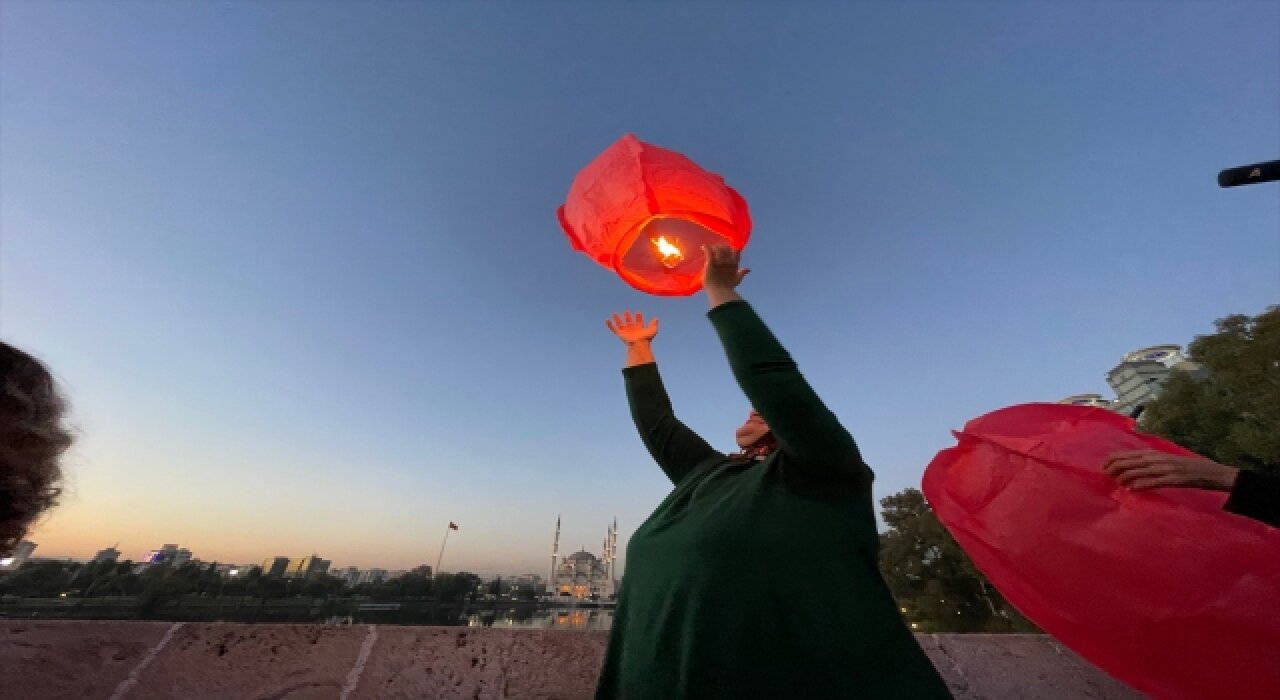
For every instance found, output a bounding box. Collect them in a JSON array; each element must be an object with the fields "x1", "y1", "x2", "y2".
[
  {"x1": 1057, "y1": 394, "x2": 1113, "y2": 409},
  {"x1": 335, "y1": 566, "x2": 362, "y2": 588},
  {"x1": 552, "y1": 551, "x2": 616, "y2": 599},
  {"x1": 548, "y1": 517, "x2": 618, "y2": 599},
  {"x1": 92, "y1": 546, "x2": 121, "y2": 564},
  {"x1": 216, "y1": 564, "x2": 246, "y2": 579},
  {"x1": 386, "y1": 570, "x2": 408, "y2": 581},
  {"x1": 1106, "y1": 345, "x2": 1205, "y2": 418},
  {"x1": 0, "y1": 540, "x2": 37, "y2": 571},
  {"x1": 262, "y1": 556, "x2": 290, "y2": 577},
  {"x1": 480, "y1": 575, "x2": 515, "y2": 595},
  {"x1": 145, "y1": 544, "x2": 192, "y2": 567},
  {"x1": 357, "y1": 568, "x2": 388, "y2": 585},
  {"x1": 512, "y1": 574, "x2": 544, "y2": 589},
  {"x1": 510, "y1": 574, "x2": 544, "y2": 595},
  {"x1": 283, "y1": 556, "x2": 331, "y2": 580}
]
